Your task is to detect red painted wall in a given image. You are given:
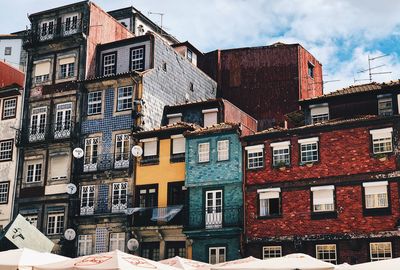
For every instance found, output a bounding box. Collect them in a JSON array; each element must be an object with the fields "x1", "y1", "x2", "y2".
[
  {"x1": 223, "y1": 99, "x2": 258, "y2": 135},
  {"x1": 0, "y1": 61, "x2": 24, "y2": 88}
]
